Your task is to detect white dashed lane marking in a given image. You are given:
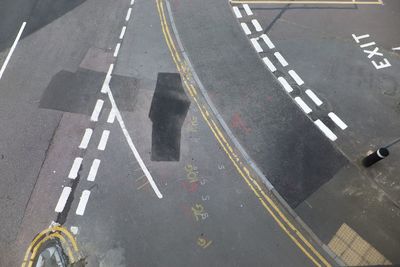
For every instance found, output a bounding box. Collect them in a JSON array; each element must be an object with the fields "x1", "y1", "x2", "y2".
[
  {"x1": 126, "y1": 7, "x2": 132, "y2": 21},
  {"x1": 233, "y1": 6, "x2": 242, "y2": 18},
  {"x1": 314, "y1": 119, "x2": 337, "y2": 141},
  {"x1": 101, "y1": 64, "x2": 114, "y2": 93},
  {"x1": 98, "y1": 130, "x2": 110, "y2": 151},
  {"x1": 68, "y1": 157, "x2": 83, "y2": 179},
  {"x1": 119, "y1": 26, "x2": 127, "y2": 39},
  {"x1": 241, "y1": 23, "x2": 251, "y2": 35},
  {"x1": 114, "y1": 43, "x2": 121, "y2": 57},
  {"x1": 288, "y1": 70, "x2": 304, "y2": 86},
  {"x1": 262, "y1": 56, "x2": 276, "y2": 72},
  {"x1": 274, "y1": 52, "x2": 289, "y2": 67},
  {"x1": 91, "y1": 99, "x2": 104, "y2": 122},
  {"x1": 250, "y1": 38, "x2": 263, "y2": 53},
  {"x1": 76, "y1": 190, "x2": 91, "y2": 216},
  {"x1": 87, "y1": 159, "x2": 101, "y2": 182},
  {"x1": 277, "y1": 77, "x2": 293, "y2": 93},
  {"x1": 305, "y1": 89, "x2": 323, "y2": 106},
  {"x1": 251, "y1": 19, "x2": 262, "y2": 32},
  {"x1": 243, "y1": 4, "x2": 253, "y2": 16},
  {"x1": 294, "y1": 97, "x2": 312, "y2": 114},
  {"x1": 79, "y1": 128, "x2": 93, "y2": 149},
  {"x1": 55, "y1": 187, "x2": 72, "y2": 213},
  {"x1": 260, "y1": 34, "x2": 275, "y2": 49},
  {"x1": 328, "y1": 112, "x2": 348, "y2": 130},
  {"x1": 107, "y1": 109, "x2": 116, "y2": 124}
]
